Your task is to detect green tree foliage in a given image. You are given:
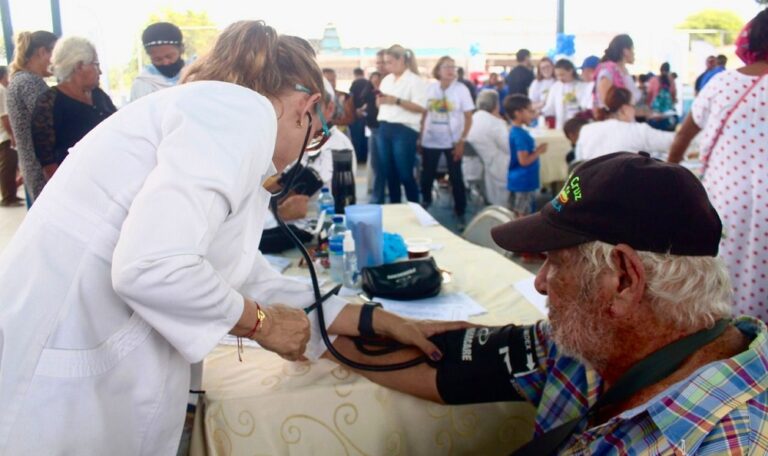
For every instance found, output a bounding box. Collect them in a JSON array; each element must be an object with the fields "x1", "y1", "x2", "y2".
[
  {"x1": 108, "y1": 9, "x2": 218, "y2": 96},
  {"x1": 677, "y1": 10, "x2": 745, "y2": 46}
]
